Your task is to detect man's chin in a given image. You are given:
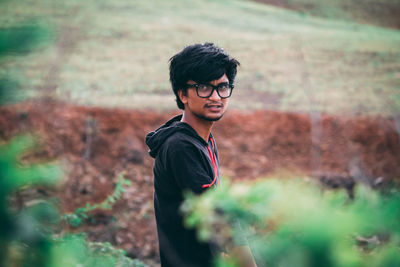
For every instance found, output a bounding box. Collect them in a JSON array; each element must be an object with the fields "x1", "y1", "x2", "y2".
[{"x1": 197, "y1": 113, "x2": 224, "y2": 122}]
